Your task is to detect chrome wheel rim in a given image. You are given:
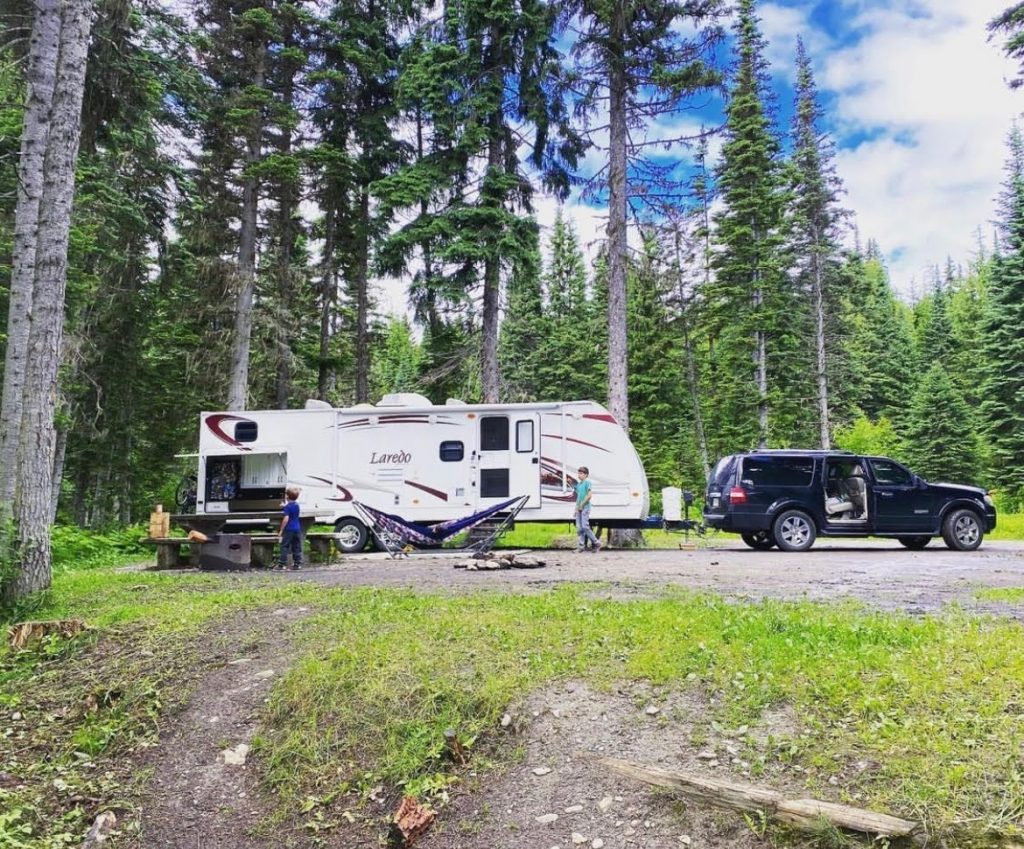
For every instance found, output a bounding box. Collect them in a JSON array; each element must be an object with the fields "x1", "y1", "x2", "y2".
[
  {"x1": 954, "y1": 515, "x2": 980, "y2": 547},
  {"x1": 337, "y1": 524, "x2": 362, "y2": 548},
  {"x1": 780, "y1": 516, "x2": 811, "y2": 548}
]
